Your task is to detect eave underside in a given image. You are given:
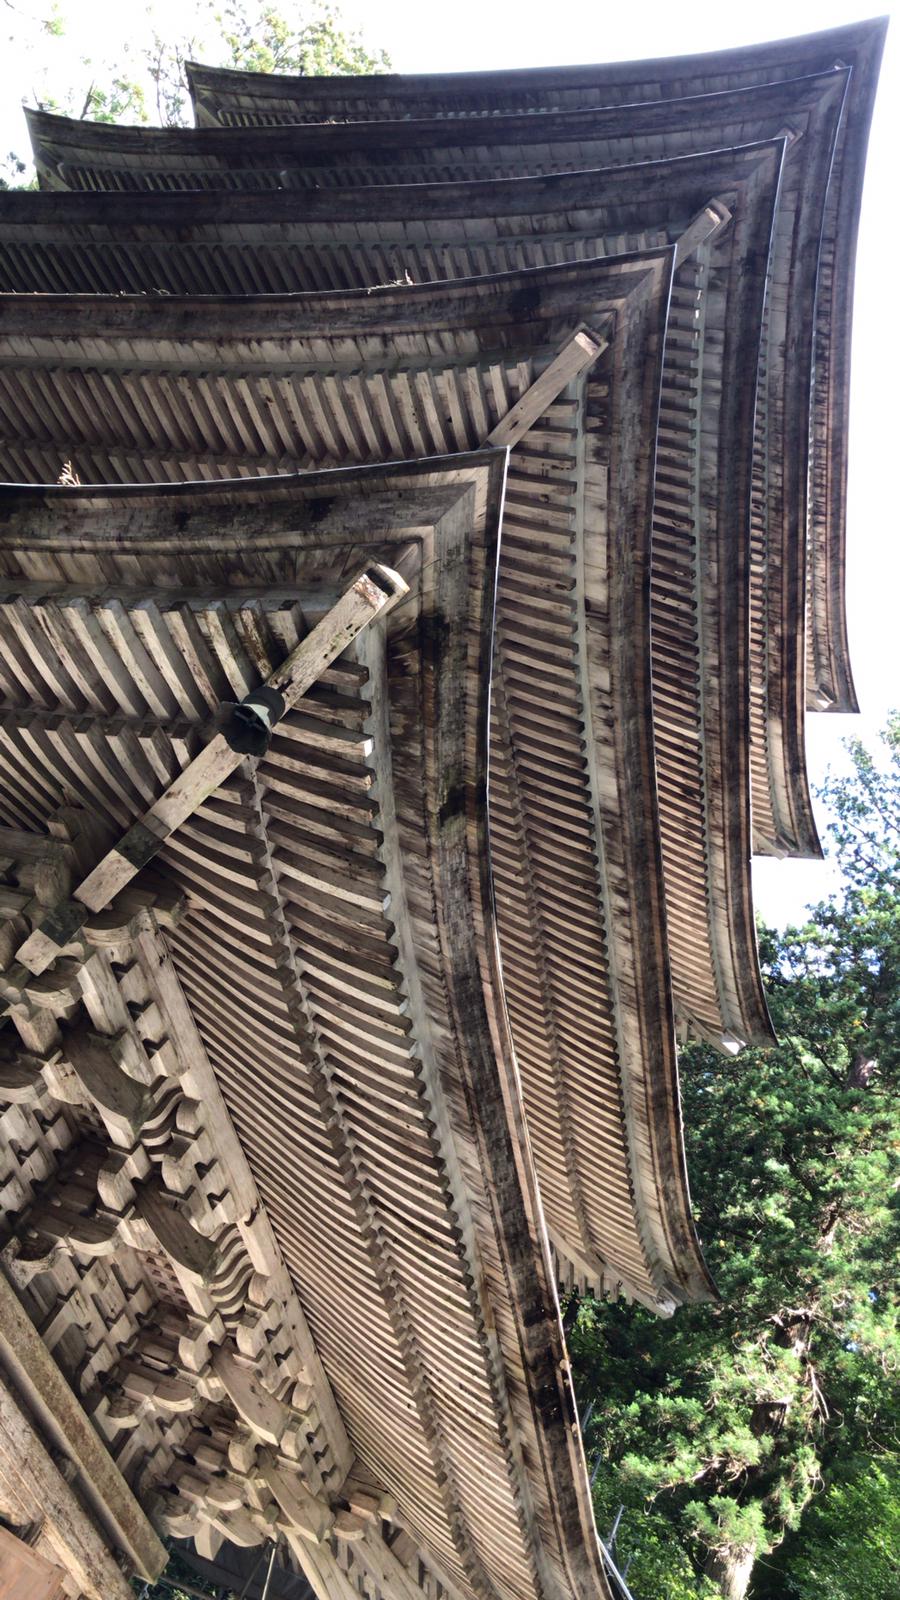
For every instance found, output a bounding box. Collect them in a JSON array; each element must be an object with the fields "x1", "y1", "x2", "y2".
[
  {"x1": 0, "y1": 461, "x2": 619, "y2": 1600},
  {"x1": 23, "y1": 32, "x2": 882, "y2": 720},
  {"x1": 0, "y1": 256, "x2": 725, "y2": 1313}
]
